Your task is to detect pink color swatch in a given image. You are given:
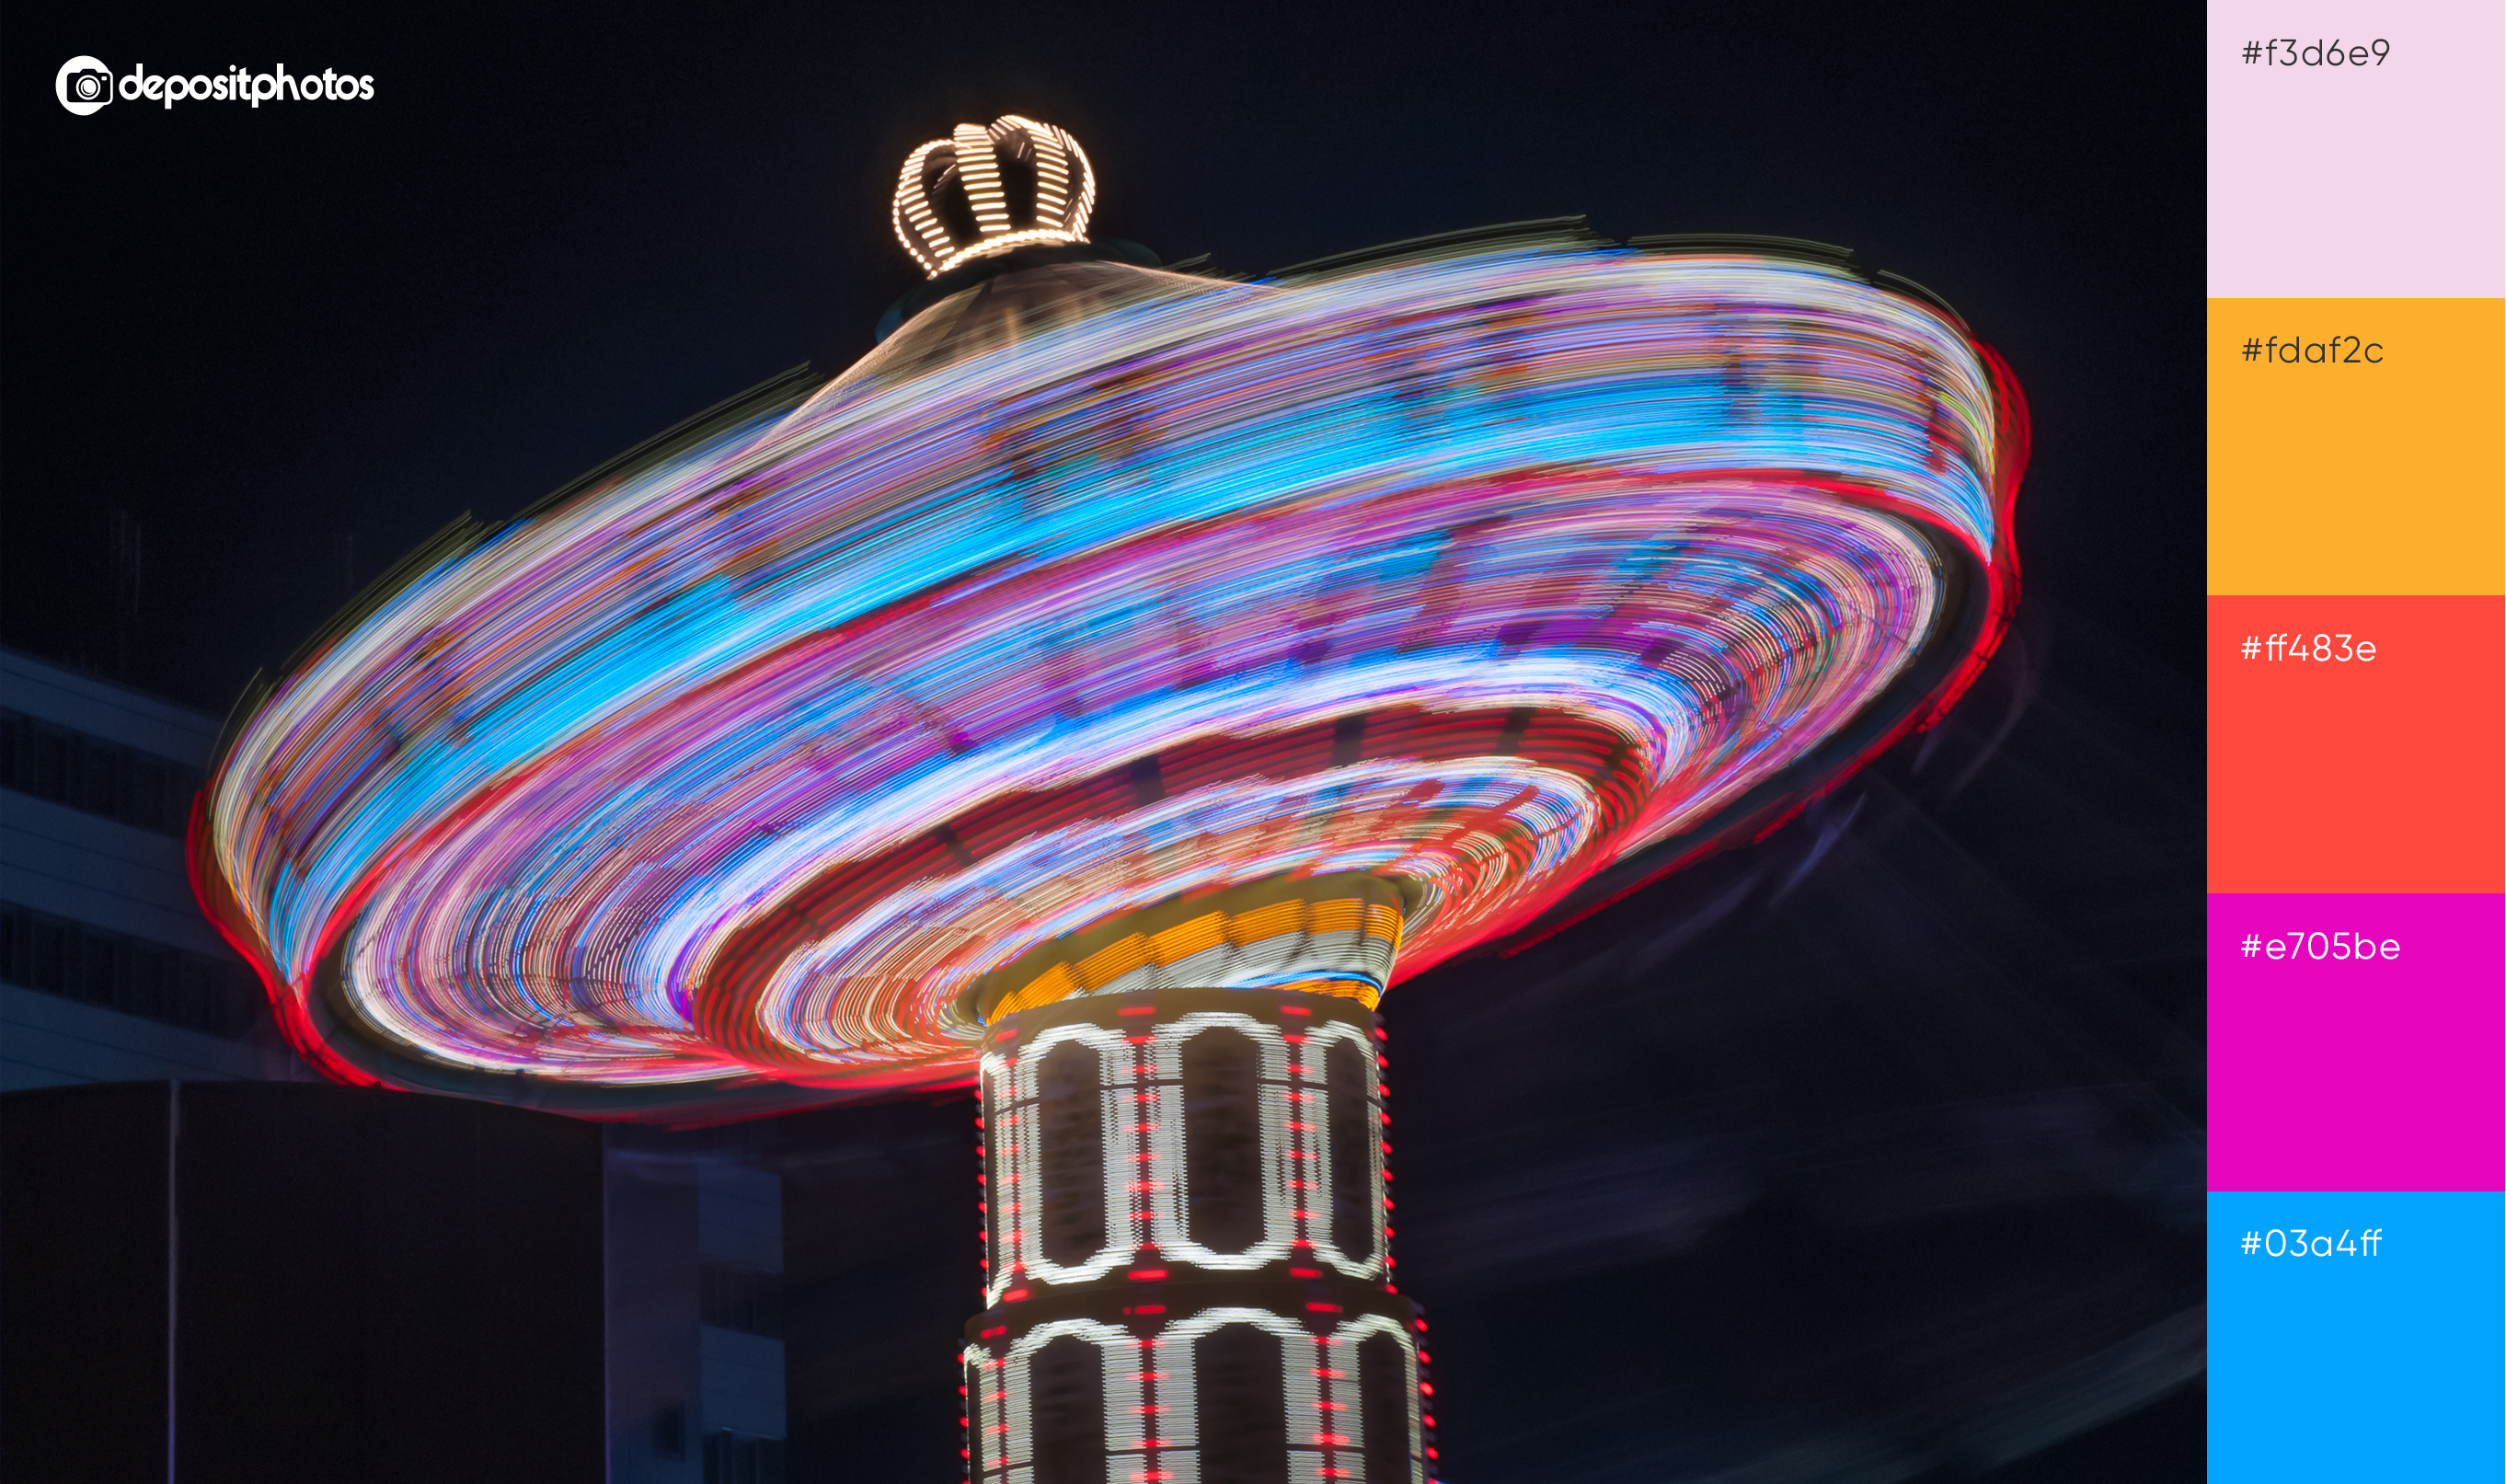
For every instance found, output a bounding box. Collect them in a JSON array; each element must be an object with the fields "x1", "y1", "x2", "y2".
[
  {"x1": 2209, "y1": 0, "x2": 2504, "y2": 296},
  {"x1": 2210, "y1": 893, "x2": 2504, "y2": 1191}
]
